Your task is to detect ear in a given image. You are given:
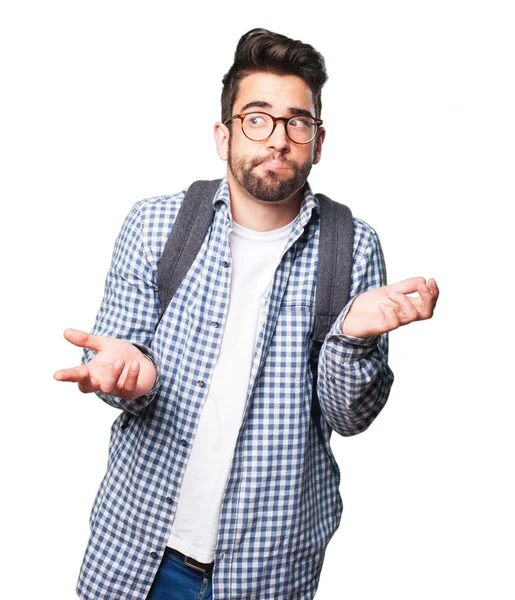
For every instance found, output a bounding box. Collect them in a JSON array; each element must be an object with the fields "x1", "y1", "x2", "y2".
[
  {"x1": 214, "y1": 121, "x2": 231, "y2": 161},
  {"x1": 312, "y1": 126, "x2": 325, "y2": 165}
]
